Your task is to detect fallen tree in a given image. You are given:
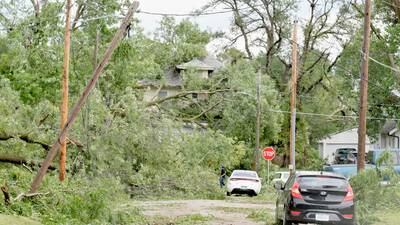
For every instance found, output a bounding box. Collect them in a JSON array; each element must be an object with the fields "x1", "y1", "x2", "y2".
[
  {"x1": 0, "y1": 155, "x2": 57, "y2": 171},
  {"x1": 0, "y1": 134, "x2": 83, "y2": 151}
]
